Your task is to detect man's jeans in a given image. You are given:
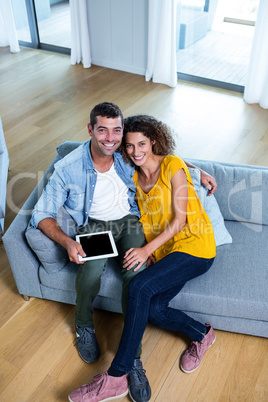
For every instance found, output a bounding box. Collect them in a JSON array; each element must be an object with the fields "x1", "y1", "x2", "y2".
[
  {"x1": 111, "y1": 252, "x2": 215, "y2": 373},
  {"x1": 75, "y1": 214, "x2": 146, "y2": 329}
]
